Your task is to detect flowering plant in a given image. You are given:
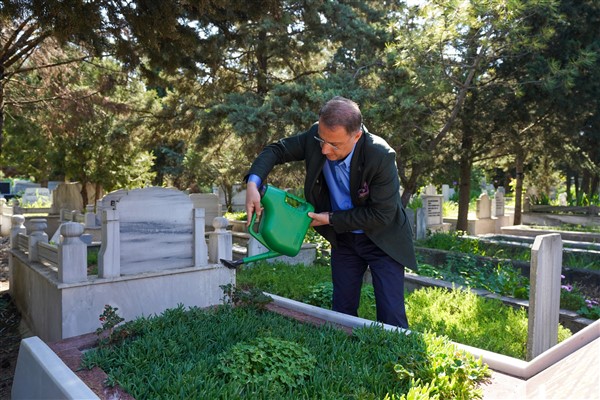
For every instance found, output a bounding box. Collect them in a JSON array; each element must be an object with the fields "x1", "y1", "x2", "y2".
[{"x1": 95, "y1": 304, "x2": 125, "y2": 342}]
